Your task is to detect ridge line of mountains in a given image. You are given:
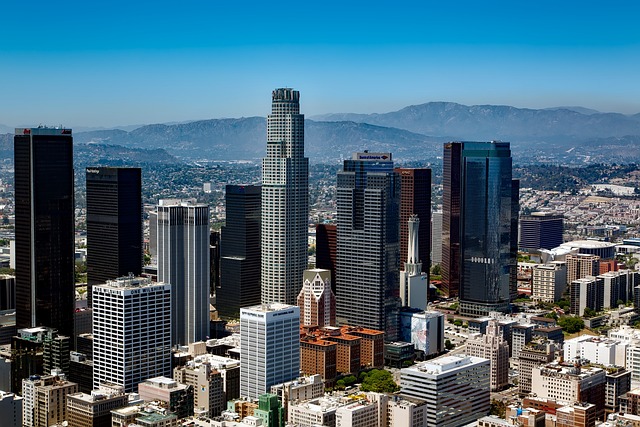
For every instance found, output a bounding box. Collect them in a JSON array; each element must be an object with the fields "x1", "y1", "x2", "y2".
[{"x1": 2, "y1": 102, "x2": 640, "y2": 163}]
